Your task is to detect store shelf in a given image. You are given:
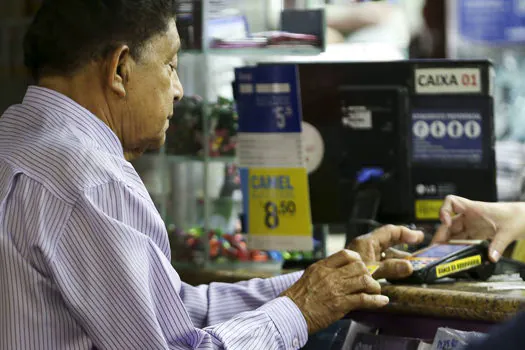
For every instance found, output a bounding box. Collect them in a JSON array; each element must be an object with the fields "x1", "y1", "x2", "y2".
[
  {"x1": 181, "y1": 46, "x2": 322, "y2": 57},
  {"x1": 143, "y1": 154, "x2": 237, "y2": 164},
  {"x1": 171, "y1": 155, "x2": 236, "y2": 163}
]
